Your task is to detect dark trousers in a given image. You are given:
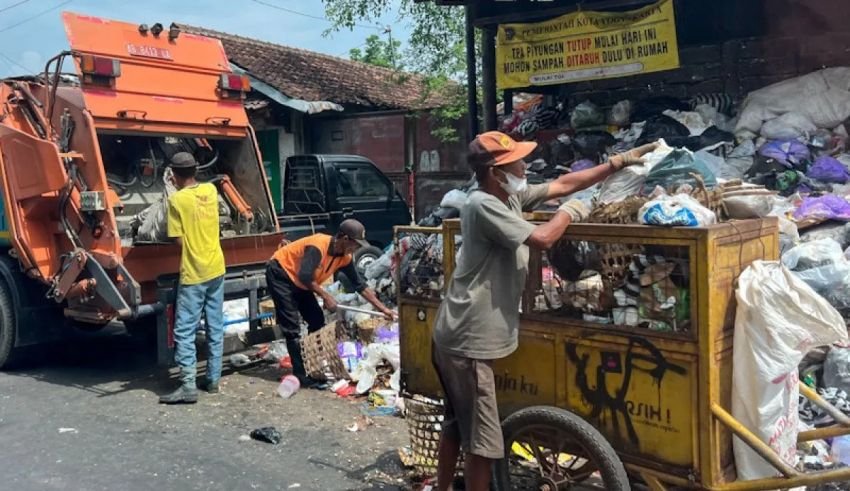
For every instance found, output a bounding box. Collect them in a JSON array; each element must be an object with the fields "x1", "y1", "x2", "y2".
[{"x1": 265, "y1": 260, "x2": 325, "y2": 341}]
